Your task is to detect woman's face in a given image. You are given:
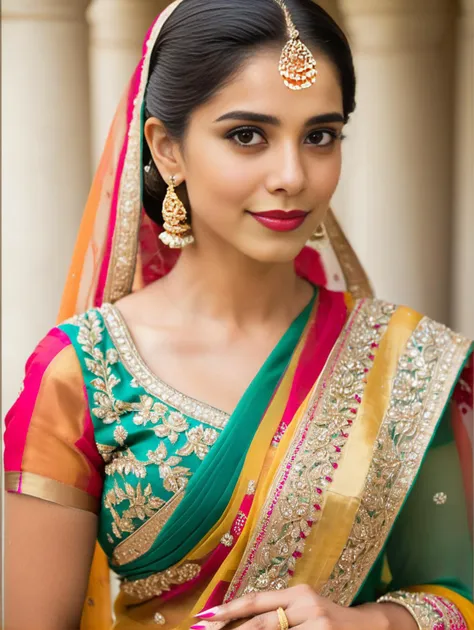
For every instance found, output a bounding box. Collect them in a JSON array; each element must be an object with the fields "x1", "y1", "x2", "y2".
[{"x1": 148, "y1": 46, "x2": 345, "y2": 263}]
